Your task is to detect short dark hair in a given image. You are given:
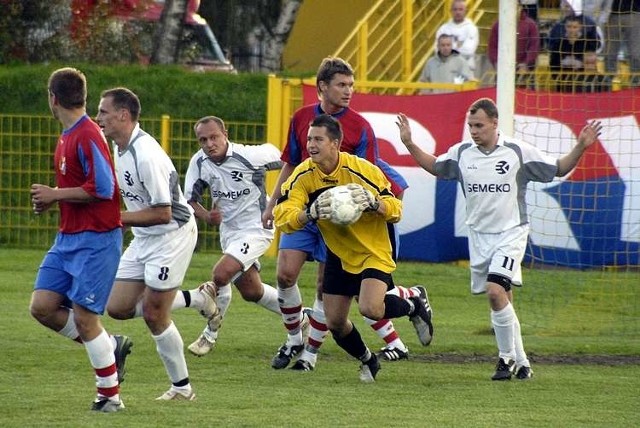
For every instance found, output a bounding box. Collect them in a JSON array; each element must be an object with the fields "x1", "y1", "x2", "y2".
[
  {"x1": 193, "y1": 115, "x2": 226, "y2": 133},
  {"x1": 316, "y1": 57, "x2": 354, "y2": 94},
  {"x1": 100, "y1": 87, "x2": 141, "y2": 121},
  {"x1": 309, "y1": 114, "x2": 343, "y2": 143},
  {"x1": 469, "y1": 98, "x2": 499, "y2": 119},
  {"x1": 48, "y1": 67, "x2": 87, "y2": 109}
]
